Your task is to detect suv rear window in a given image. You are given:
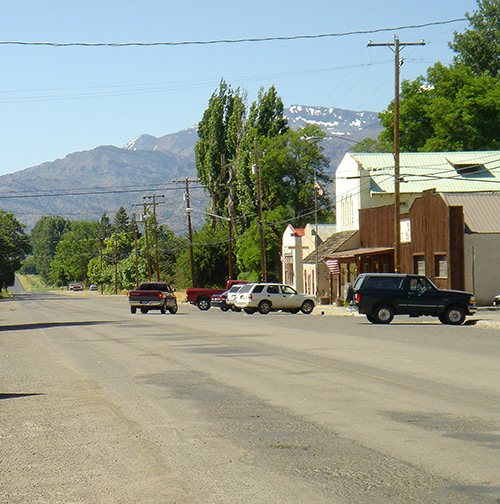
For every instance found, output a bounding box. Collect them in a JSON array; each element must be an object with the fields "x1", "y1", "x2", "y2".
[
  {"x1": 365, "y1": 276, "x2": 403, "y2": 290},
  {"x1": 237, "y1": 284, "x2": 253, "y2": 294},
  {"x1": 252, "y1": 284, "x2": 265, "y2": 294}
]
